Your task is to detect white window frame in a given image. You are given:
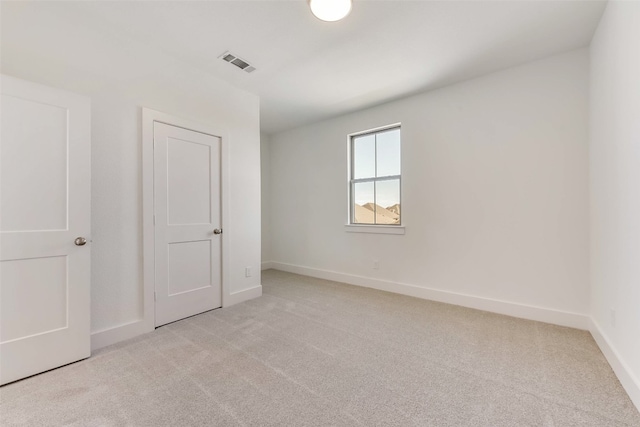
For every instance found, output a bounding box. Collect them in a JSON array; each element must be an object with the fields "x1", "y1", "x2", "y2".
[{"x1": 346, "y1": 123, "x2": 405, "y2": 235}]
